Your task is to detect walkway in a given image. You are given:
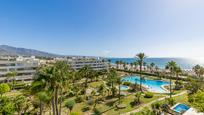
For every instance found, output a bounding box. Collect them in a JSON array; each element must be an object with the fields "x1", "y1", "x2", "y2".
[{"x1": 121, "y1": 91, "x2": 187, "y2": 115}]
